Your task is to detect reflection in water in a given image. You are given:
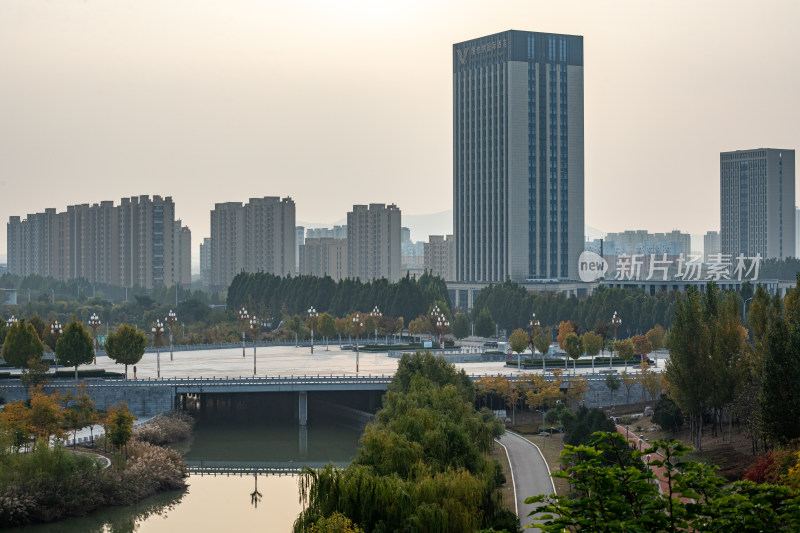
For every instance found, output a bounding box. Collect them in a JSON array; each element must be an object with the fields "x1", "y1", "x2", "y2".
[
  {"x1": 13, "y1": 413, "x2": 364, "y2": 532},
  {"x1": 7, "y1": 488, "x2": 186, "y2": 533}
]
